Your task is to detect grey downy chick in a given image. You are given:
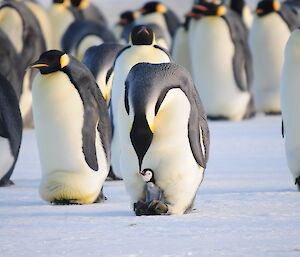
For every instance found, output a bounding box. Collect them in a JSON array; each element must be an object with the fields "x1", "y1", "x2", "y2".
[{"x1": 139, "y1": 168, "x2": 162, "y2": 203}]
